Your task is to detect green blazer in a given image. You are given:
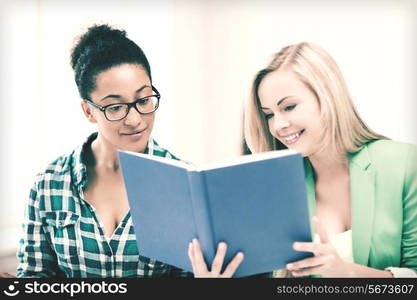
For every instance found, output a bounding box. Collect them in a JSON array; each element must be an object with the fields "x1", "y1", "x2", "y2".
[{"x1": 304, "y1": 140, "x2": 417, "y2": 273}]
